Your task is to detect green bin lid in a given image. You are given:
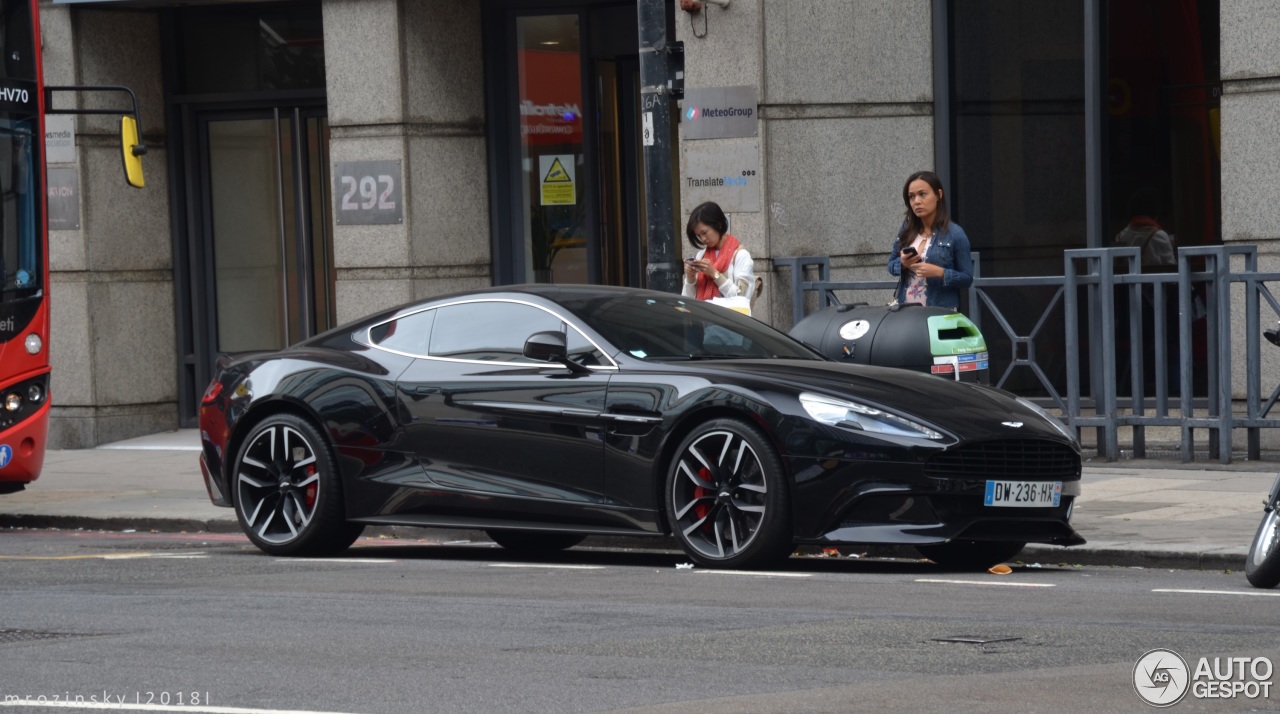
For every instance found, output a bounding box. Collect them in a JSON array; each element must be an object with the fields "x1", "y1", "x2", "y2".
[{"x1": 927, "y1": 313, "x2": 986, "y2": 355}]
